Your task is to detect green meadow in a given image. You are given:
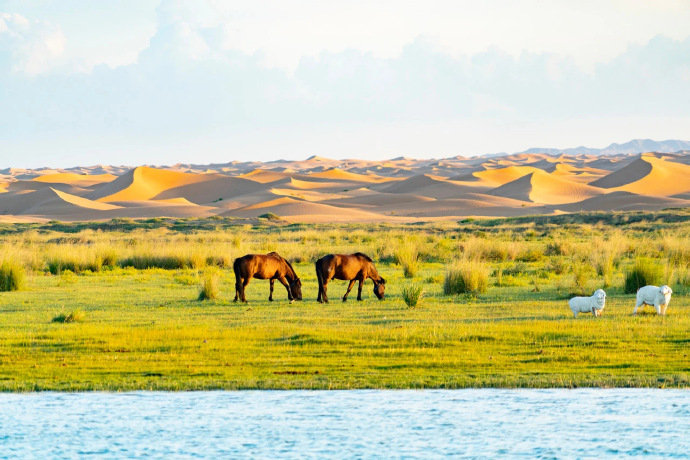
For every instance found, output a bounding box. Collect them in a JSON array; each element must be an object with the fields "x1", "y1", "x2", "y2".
[{"x1": 0, "y1": 211, "x2": 689, "y2": 391}]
